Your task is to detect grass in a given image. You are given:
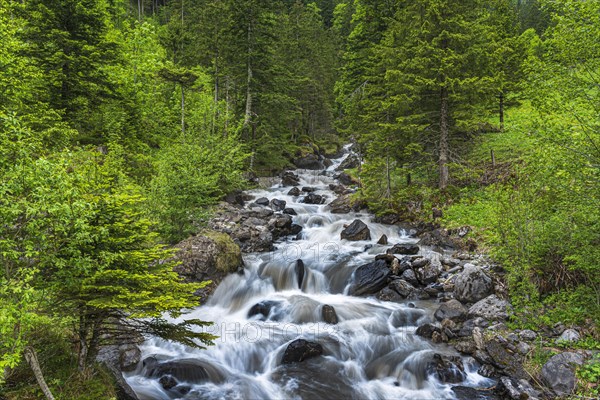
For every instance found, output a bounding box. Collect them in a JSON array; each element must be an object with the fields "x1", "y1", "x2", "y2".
[{"x1": 1, "y1": 324, "x2": 118, "y2": 400}]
